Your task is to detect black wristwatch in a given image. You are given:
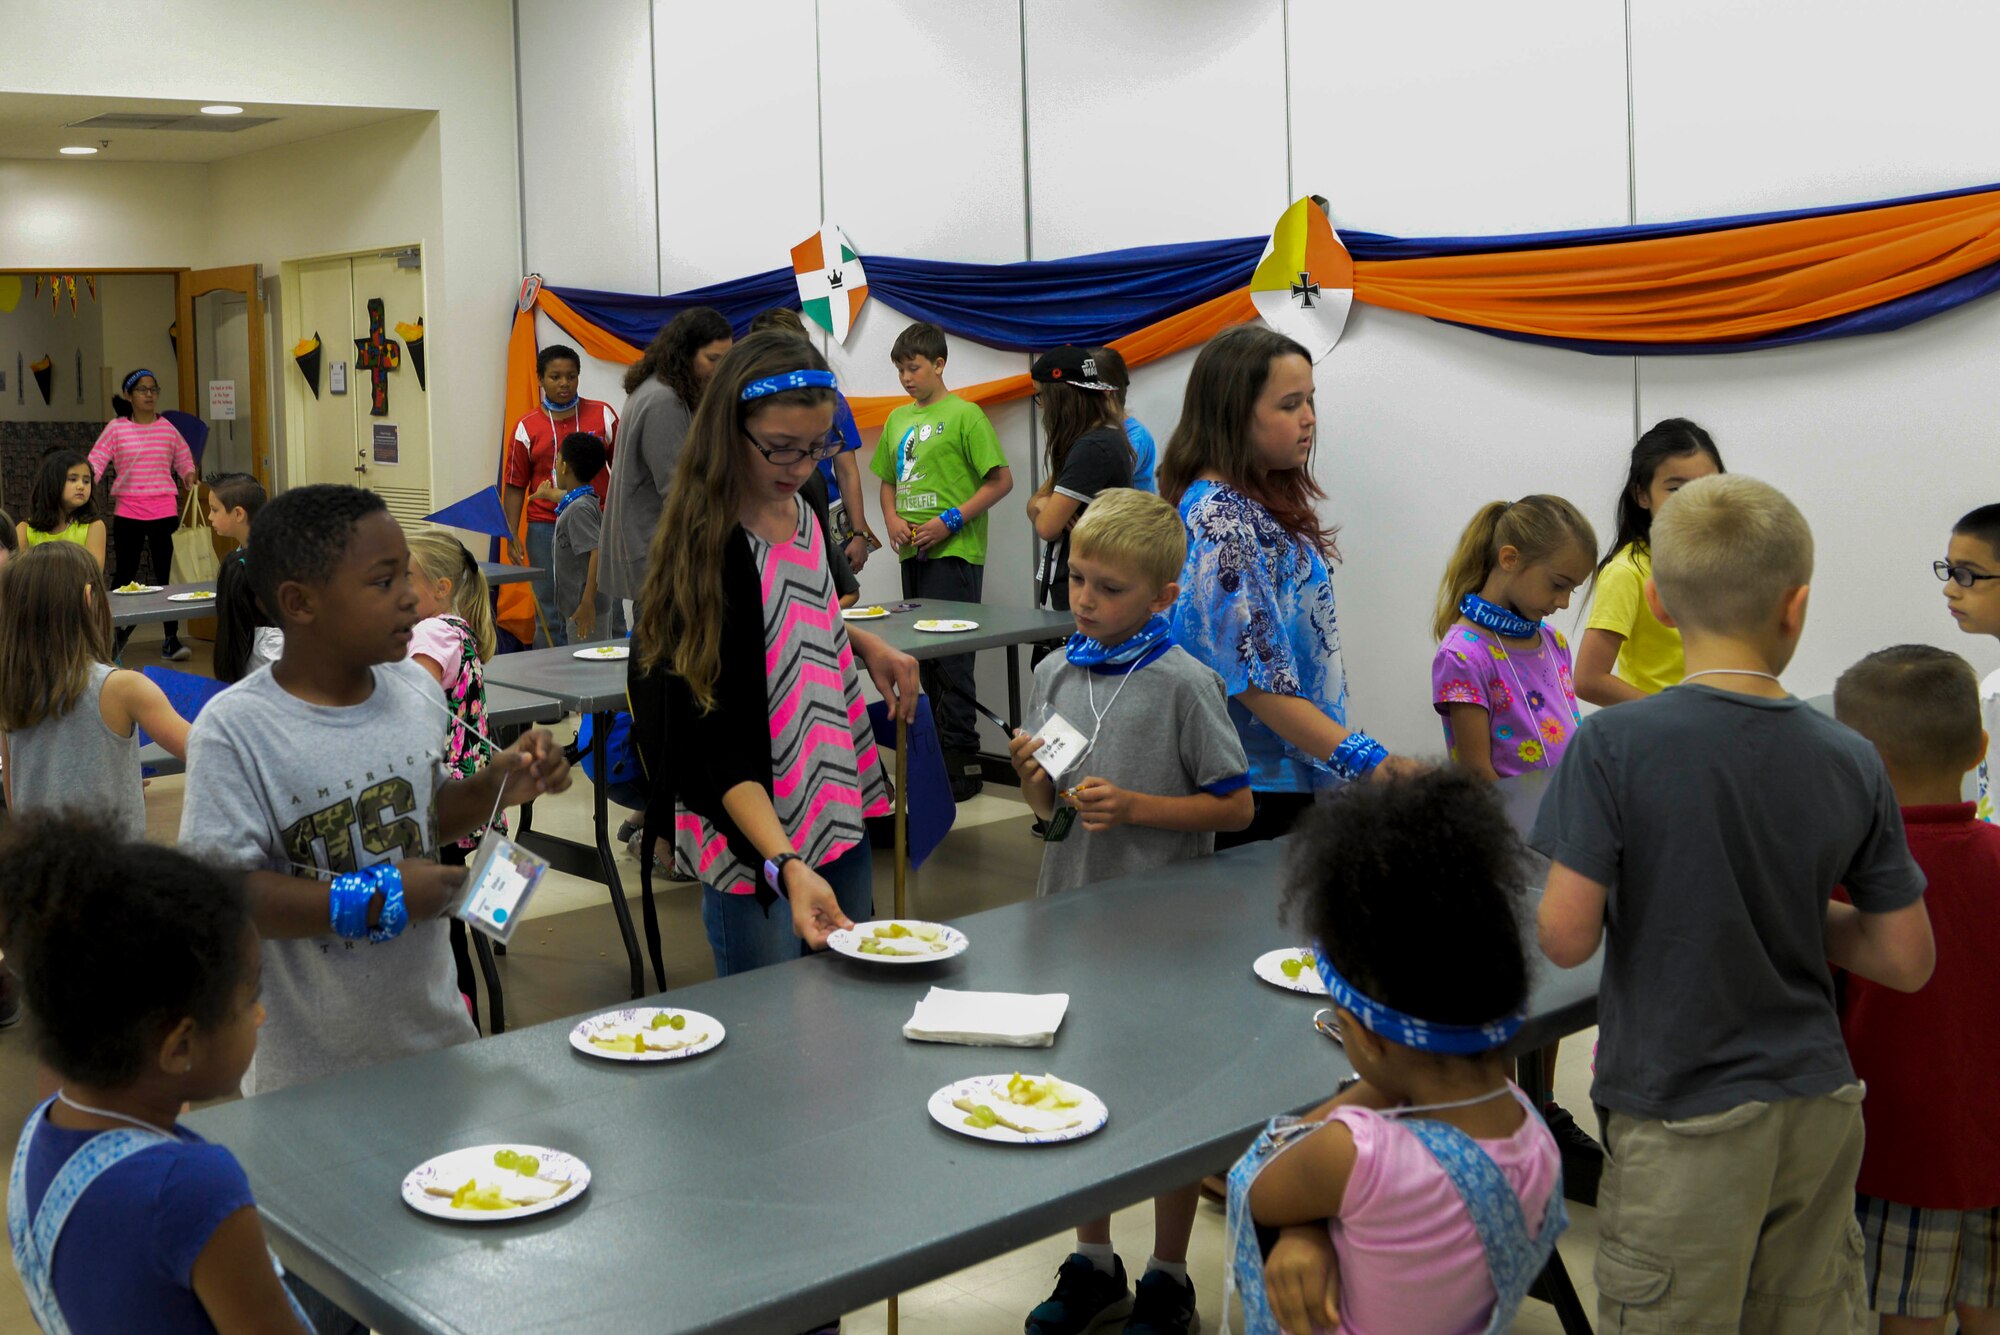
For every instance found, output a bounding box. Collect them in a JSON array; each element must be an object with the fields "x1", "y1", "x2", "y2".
[{"x1": 763, "y1": 852, "x2": 803, "y2": 897}]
